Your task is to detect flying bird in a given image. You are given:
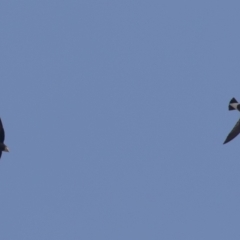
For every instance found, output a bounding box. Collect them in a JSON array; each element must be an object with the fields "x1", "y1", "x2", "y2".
[
  {"x1": 0, "y1": 118, "x2": 9, "y2": 158},
  {"x1": 224, "y1": 98, "x2": 240, "y2": 144}
]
